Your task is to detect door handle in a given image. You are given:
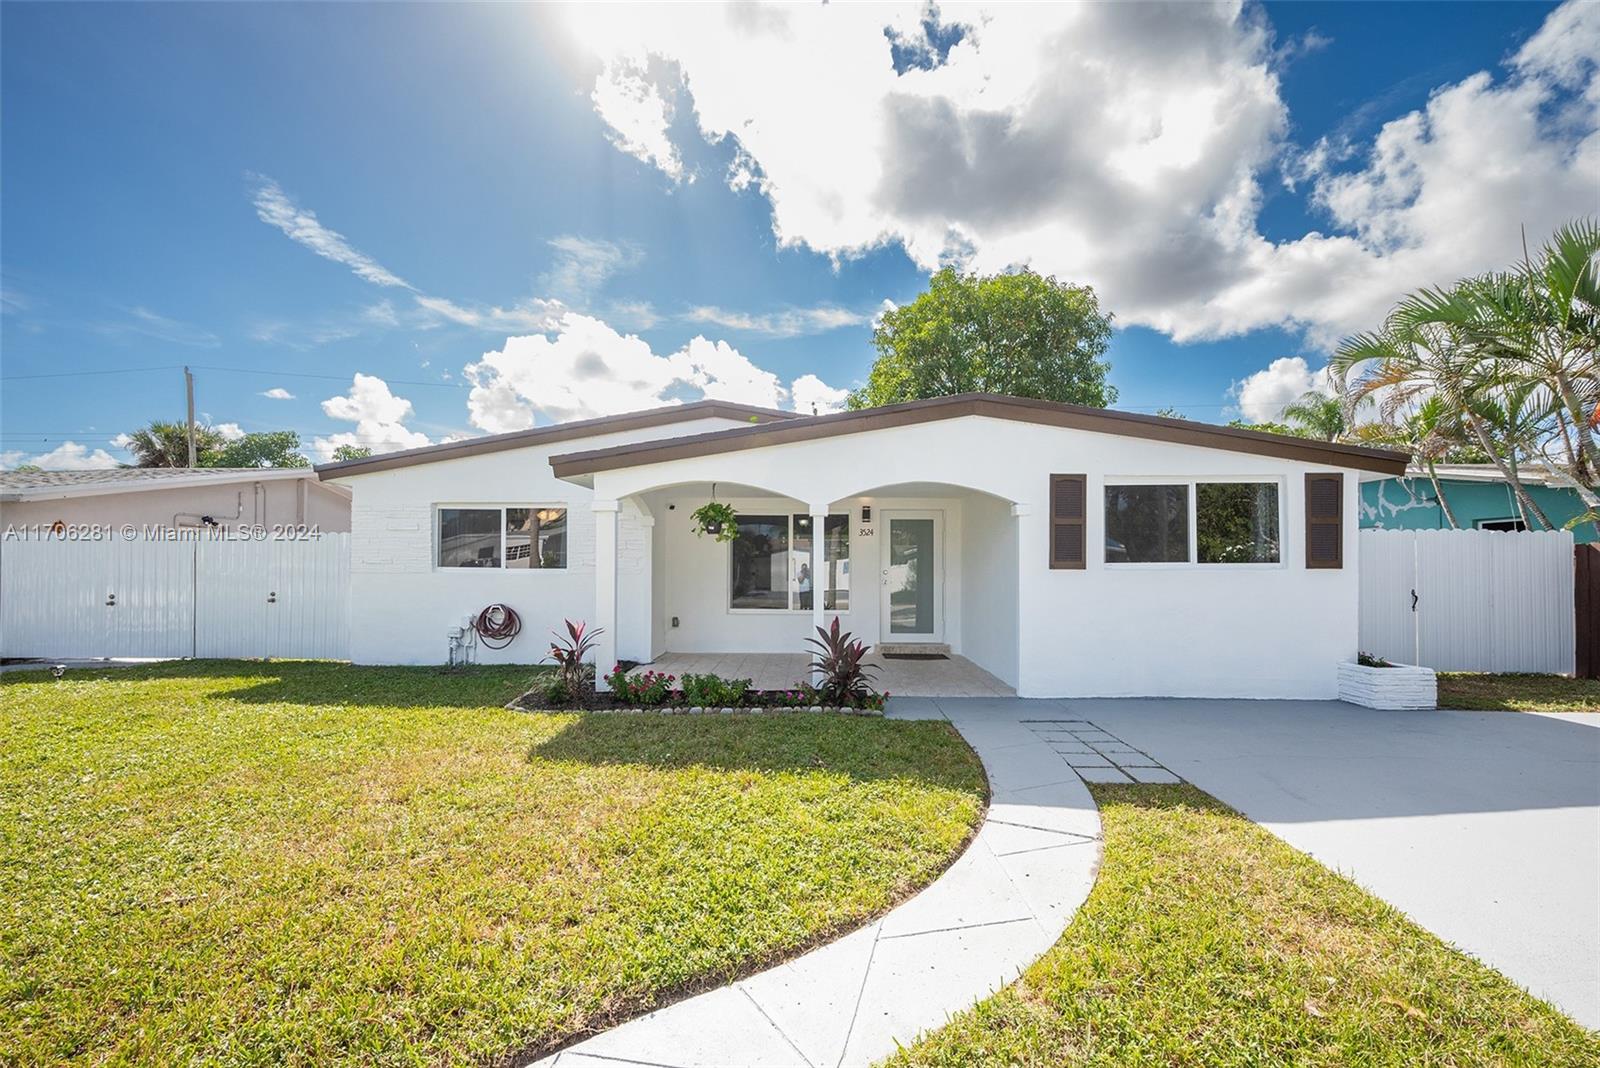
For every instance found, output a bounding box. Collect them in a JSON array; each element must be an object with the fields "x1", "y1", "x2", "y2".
[{"x1": 267, "y1": 591, "x2": 277, "y2": 604}]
